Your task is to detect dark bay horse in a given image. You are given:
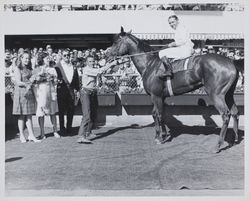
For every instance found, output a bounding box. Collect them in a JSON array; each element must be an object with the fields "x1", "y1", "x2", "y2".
[{"x1": 108, "y1": 27, "x2": 239, "y2": 153}]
